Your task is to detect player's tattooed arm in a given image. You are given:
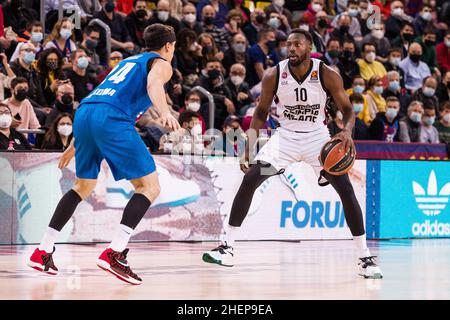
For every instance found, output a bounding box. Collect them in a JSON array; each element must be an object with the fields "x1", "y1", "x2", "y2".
[
  {"x1": 321, "y1": 64, "x2": 355, "y2": 152},
  {"x1": 147, "y1": 59, "x2": 181, "y2": 131}
]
